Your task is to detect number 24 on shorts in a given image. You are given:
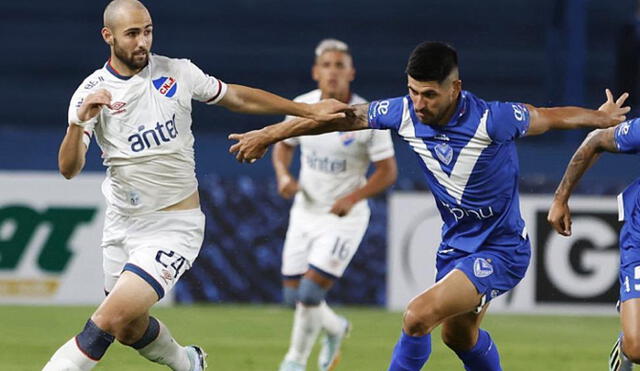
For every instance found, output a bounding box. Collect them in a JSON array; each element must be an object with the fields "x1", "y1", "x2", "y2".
[{"x1": 155, "y1": 250, "x2": 187, "y2": 278}]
